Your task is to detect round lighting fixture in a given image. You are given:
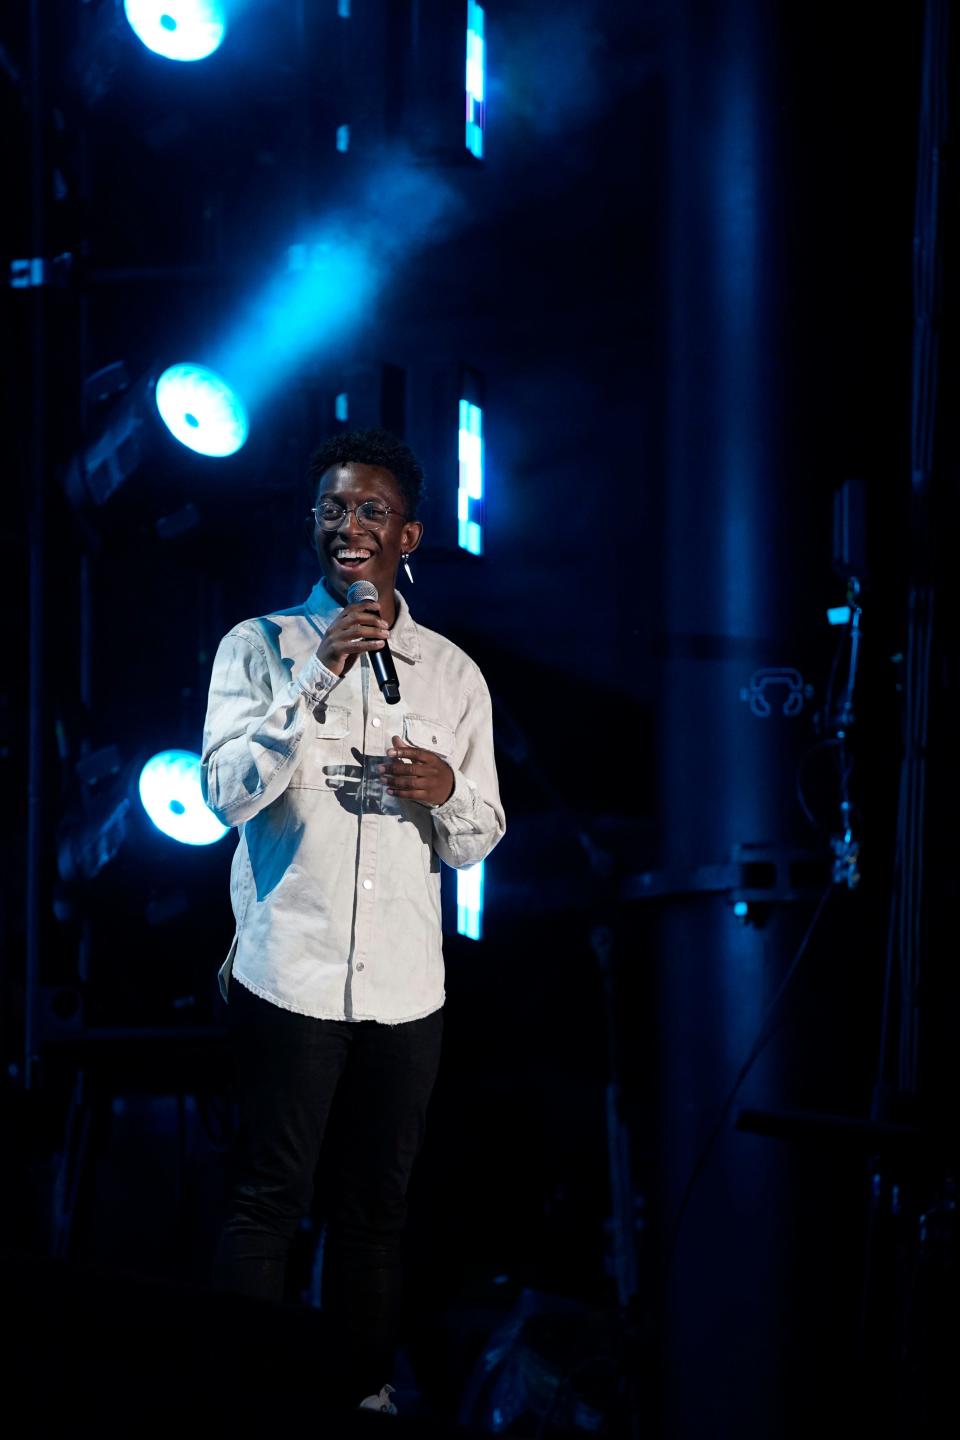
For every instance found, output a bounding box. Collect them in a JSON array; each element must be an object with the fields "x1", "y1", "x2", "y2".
[
  {"x1": 123, "y1": 1, "x2": 227, "y2": 64},
  {"x1": 154, "y1": 363, "x2": 249, "y2": 457},
  {"x1": 138, "y1": 750, "x2": 229, "y2": 846}
]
